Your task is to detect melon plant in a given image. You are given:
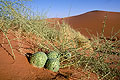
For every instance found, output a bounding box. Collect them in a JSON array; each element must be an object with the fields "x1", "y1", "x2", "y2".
[
  {"x1": 30, "y1": 52, "x2": 47, "y2": 68},
  {"x1": 47, "y1": 51, "x2": 60, "y2": 60},
  {"x1": 45, "y1": 59, "x2": 60, "y2": 72}
]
